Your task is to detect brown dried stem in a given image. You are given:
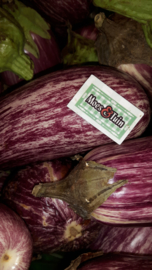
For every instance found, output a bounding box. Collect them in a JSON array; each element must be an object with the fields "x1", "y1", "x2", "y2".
[{"x1": 95, "y1": 13, "x2": 152, "y2": 67}]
